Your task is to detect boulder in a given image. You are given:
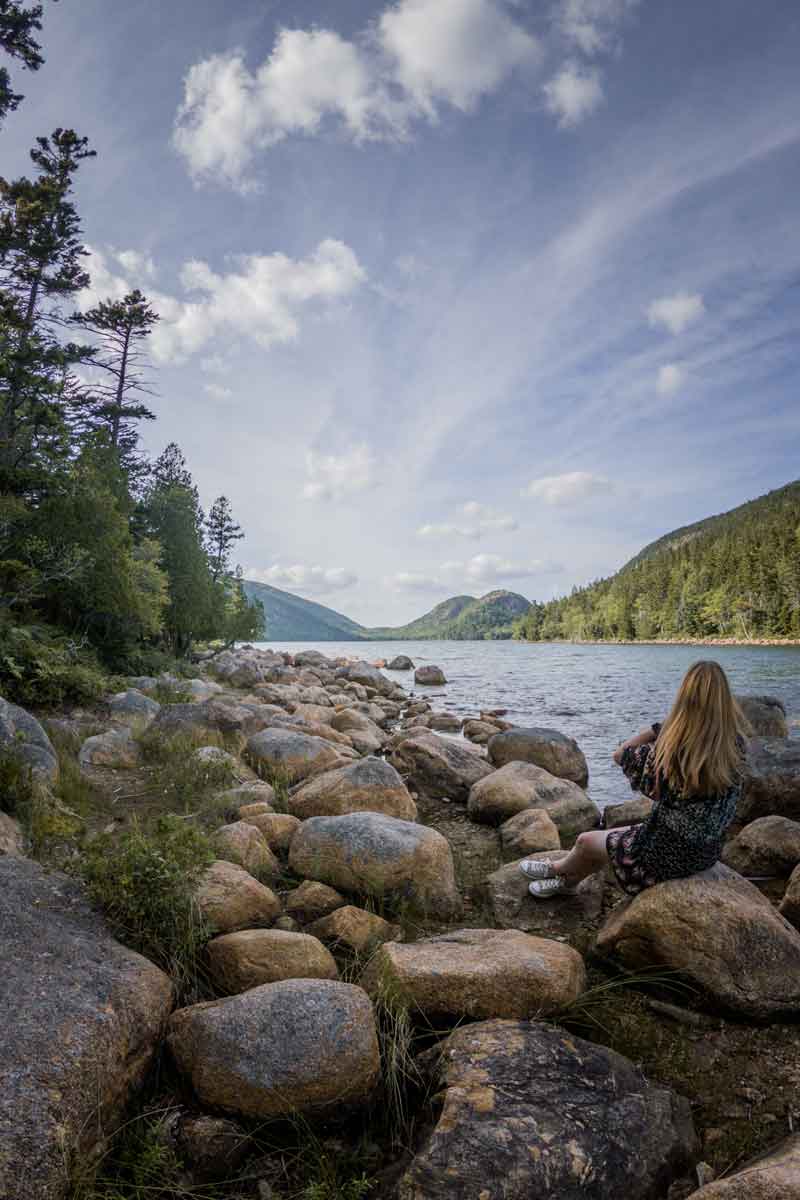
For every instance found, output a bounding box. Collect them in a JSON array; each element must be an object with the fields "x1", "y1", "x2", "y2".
[
  {"x1": 340, "y1": 661, "x2": 394, "y2": 697},
  {"x1": 404, "y1": 700, "x2": 430, "y2": 718},
  {"x1": 181, "y1": 678, "x2": 224, "y2": 701},
  {"x1": 78, "y1": 727, "x2": 140, "y2": 769},
  {"x1": 290, "y1": 701, "x2": 336, "y2": 726},
  {"x1": 246, "y1": 728, "x2": 349, "y2": 785},
  {"x1": 109, "y1": 688, "x2": 161, "y2": 724},
  {"x1": 414, "y1": 665, "x2": 446, "y2": 686},
  {"x1": 499, "y1": 808, "x2": 561, "y2": 860},
  {"x1": 0, "y1": 695, "x2": 59, "y2": 782},
  {"x1": 269, "y1": 713, "x2": 357, "y2": 750},
  {"x1": 595, "y1": 863, "x2": 800, "y2": 1019},
  {"x1": 722, "y1": 815, "x2": 800, "y2": 876},
  {"x1": 194, "y1": 745, "x2": 238, "y2": 770},
  {"x1": 220, "y1": 781, "x2": 276, "y2": 810},
  {"x1": 285, "y1": 880, "x2": 346, "y2": 925},
  {"x1": 394, "y1": 1019, "x2": 697, "y2": 1200},
  {"x1": 213, "y1": 822, "x2": 280, "y2": 878},
  {"x1": 237, "y1": 800, "x2": 276, "y2": 821},
  {"x1": 740, "y1": 739, "x2": 800, "y2": 823},
  {"x1": 0, "y1": 811, "x2": 25, "y2": 856},
  {"x1": 388, "y1": 655, "x2": 414, "y2": 670},
  {"x1": 0, "y1": 858, "x2": 172, "y2": 1200},
  {"x1": 487, "y1": 726, "x2": 589, "y2": 786},
  {"x1": 736, "y1": 694, "x2": 789, "y2": 738},
  {"x1": 468, "y1": 761, "x2": 599, "y2": 841},
  {"x1": 195, "y1": 861, "x2": 281, "y2": 933},
  {"x1": 689, "y1": 1133, "x2": 800, "y2": 1198},
  {"x1": 289, "y1": 812, "x2": 460, "y2": 918},
  {"x1": 167, "y1": 980, "x2": 380, "y2": 1119},
  {"x1": 427, "y1": 712, "x2": 462, "y2": 733},
  {"x1": 390, "y1": 730, "x2": 493, "y2": 803},
  {"x1": 206, "y1": 929, "x2": 338, "y2": 993},
  {"x1": 167, "y1": 1112, "x2": 250, "y2": 1185},
  {"x1": 362, "y1": 929, "x2": 585, "y2": 1020},
  {"x1": 462, "y1": 719, "x2": 499, "y2": 745},
  {"x1": 252, "y1": 682, "x2": 299, "y2": 708},
  {"x1": 487, "y1": 854, "x2": 605, "y2": 945},
  {"x1": 604, "y1": 795, "x2": 654, "y2": 829},
  {"x1": 306, "y1": 906, "x2": 399, "y2": 955},
  {"x1": 329, "y1": 708, "x2": 387, "y2": 743},
  {"x1": 779, "y1": 864, "x2": 800, "y2": 930},
  {"x1": 297, "y1": 687, "x2": 334, "y2": 708},
  {"x1": 243, "y1": 812, "x2": 301, "y2": 855},
  {"x1": 288, "y1": 758, "x2": 417, "y2": 822}
]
